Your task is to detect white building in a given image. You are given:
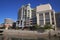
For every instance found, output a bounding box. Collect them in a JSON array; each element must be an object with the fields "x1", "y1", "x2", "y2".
[
  {"x1": 36, "y1": 4, "x2": 56, "y2": 28},
  {"x1": 17, "y1": 3, "x2": 56, "y2": 30},
  {"x1": 17, "y1": 4, "x2": 32, "y2": 27}
]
